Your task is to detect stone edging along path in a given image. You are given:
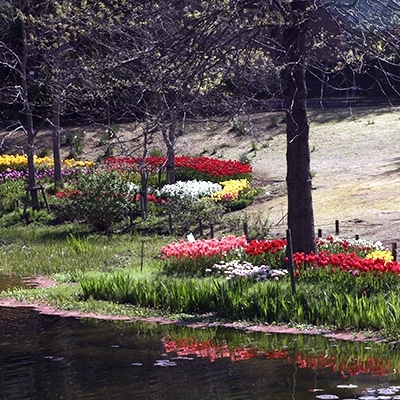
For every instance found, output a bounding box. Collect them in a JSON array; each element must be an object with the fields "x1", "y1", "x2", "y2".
[{"x1": 0, "y1": 276, "x2": 381, "y2": 344}]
